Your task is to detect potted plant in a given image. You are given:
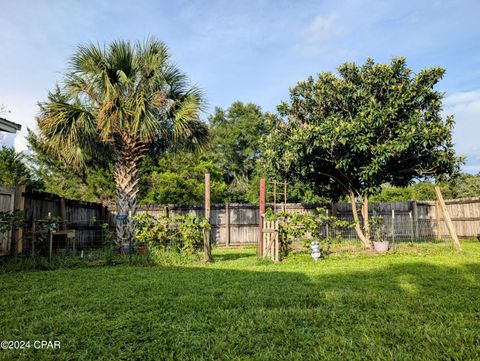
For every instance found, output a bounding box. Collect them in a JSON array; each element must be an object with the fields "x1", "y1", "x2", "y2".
[{"x1": 371, "y1": 214, "x2": 389, "y2": 252}]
